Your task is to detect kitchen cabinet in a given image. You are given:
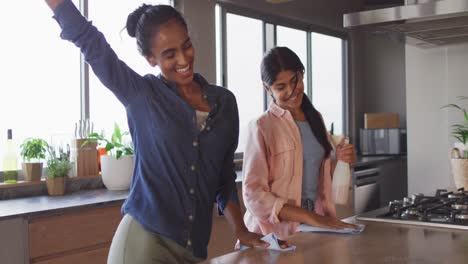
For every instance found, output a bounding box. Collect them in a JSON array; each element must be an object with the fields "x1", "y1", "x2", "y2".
[
  {"x1": 354, "y1": 164, "x2": 381, "y2": 215},
  {"x1": 32, "y1": 247, "x2": 110, "y2": 264},
  {"x1": 0, "y1": 217, "x2": 27, "y2": 264},
  {"x1": 0, "y1": 187, "x2": 243, "y2": 262},
  {"x1": 378, "y1": 157, "x2": 407, "y2": 205},
  {"x1": 28, "y1": 204, "x2": 122, "y2": 264},
  {"x1": 352, "y1": 156, "x2": 407, "y2": 216}
]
